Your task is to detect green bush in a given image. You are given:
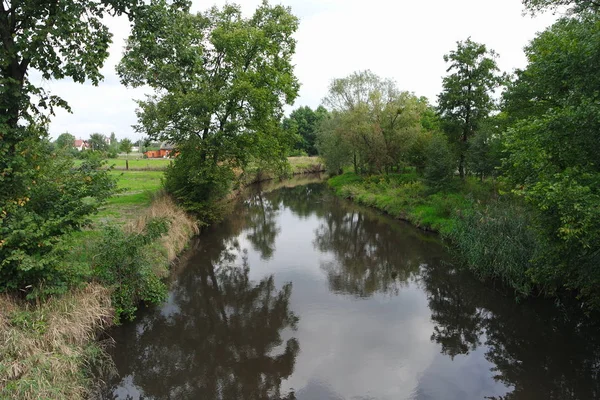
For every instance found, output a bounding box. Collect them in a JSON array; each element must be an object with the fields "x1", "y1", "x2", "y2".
[
  {"x1": 93, "y1": 218, "x2": 170, "y2": 323},
  {"x1": 424, "y1": 133, "x2": 456, "y2": 191},
  {"x1": 0, "y1": 150, "x2": 117, "y2": 297},
  {"x1": 164, "y1": 144, "x2": 234, "y2": 223}
]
